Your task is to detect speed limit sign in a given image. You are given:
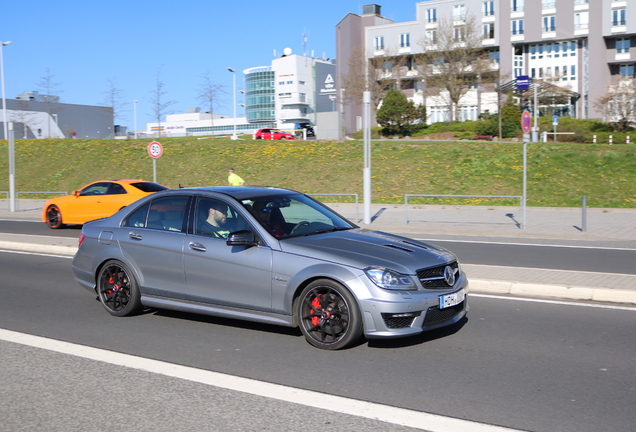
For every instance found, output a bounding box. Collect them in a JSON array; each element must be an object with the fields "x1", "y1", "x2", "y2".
[{"x1": 148, "y1": 141, "x2": 163, "y2": 158}]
